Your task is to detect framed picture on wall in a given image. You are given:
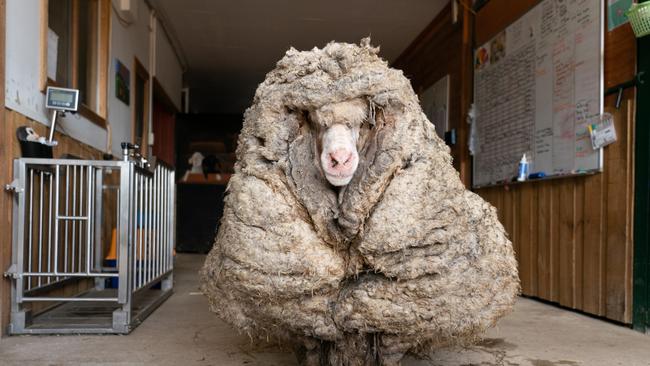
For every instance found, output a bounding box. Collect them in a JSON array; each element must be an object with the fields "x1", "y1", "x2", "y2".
[{"x1": 115, "y1": 59, "x2": 130, "y2": 105}]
